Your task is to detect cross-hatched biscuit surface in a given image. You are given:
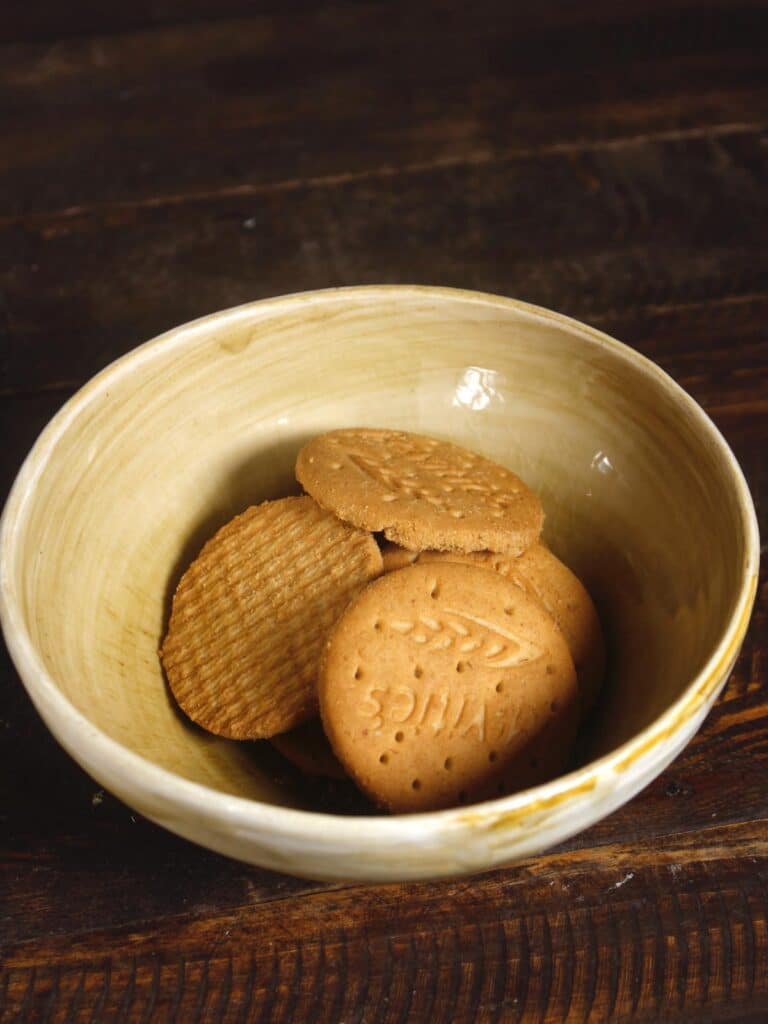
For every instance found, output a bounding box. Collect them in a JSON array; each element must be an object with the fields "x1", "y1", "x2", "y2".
[{"x1": 161, "y1": 496, "x2": 383, "y2": 739}]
